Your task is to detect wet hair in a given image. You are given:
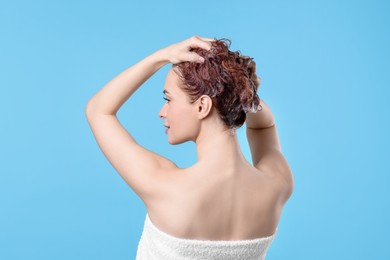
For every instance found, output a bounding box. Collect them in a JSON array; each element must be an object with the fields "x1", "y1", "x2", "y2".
[{"x1": 172, "y1": 38, "x2": 262, "y2": 131}]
